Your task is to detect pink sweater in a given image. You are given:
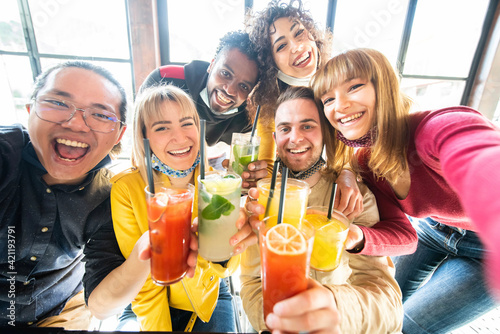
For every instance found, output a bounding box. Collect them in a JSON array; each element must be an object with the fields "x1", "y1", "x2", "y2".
[{"x1": 358, "y1": 107, "x2": 500, "y2": 297}]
